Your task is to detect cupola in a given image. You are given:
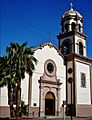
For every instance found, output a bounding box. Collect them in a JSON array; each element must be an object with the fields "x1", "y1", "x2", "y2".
[{"x1": 61, "y1": 3, "x2": 83, "y2": 33}]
